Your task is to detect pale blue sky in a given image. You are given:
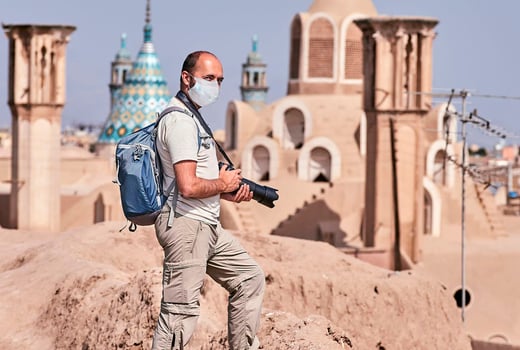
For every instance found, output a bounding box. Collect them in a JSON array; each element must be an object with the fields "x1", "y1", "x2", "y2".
[{"x1": 1, "y1": 1, "x2": 519, "y2": 148}]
